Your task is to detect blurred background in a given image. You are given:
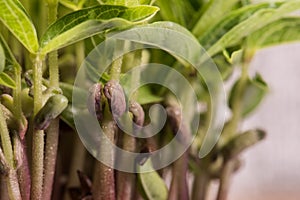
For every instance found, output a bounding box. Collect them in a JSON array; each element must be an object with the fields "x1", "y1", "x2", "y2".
[{"x1": 227, "y1": 43, "x2": 300, "y2": 200}]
